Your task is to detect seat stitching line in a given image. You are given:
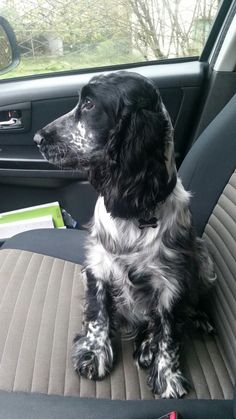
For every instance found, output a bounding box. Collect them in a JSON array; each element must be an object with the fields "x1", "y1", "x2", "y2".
[
  {"x1": 47, "y1": 259, "x2": 66, "y2": 394},
  {"x1": 0, "y1": 251, "x2": 34, "y2": 369},
  {"x1": 63, "y1": 263, "x2": 77, "y2": 396},
  {"x1": 30, "y1": 257, "x2": 56, "y2": 392},
  {"x1": 12, "y1": 253, "x2": 45, "y2": 391}
]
